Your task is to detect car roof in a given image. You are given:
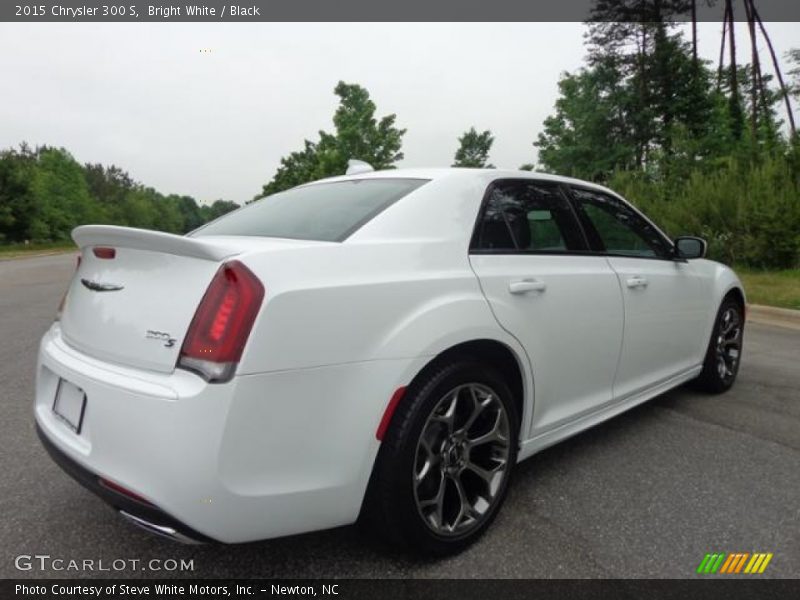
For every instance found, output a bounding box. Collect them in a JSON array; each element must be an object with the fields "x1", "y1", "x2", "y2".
[{"x1": 310, "y1": 167, "x2": 617, "y2": 196}]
